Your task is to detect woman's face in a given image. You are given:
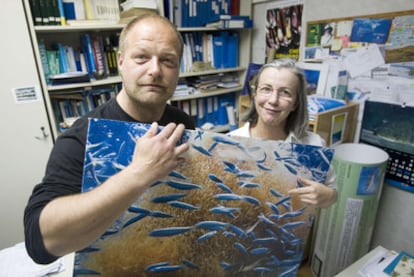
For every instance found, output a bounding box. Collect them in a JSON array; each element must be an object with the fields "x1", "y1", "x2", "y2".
[{"x1": 254, "y1": 67, "x2": 298, "y2": 129}]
